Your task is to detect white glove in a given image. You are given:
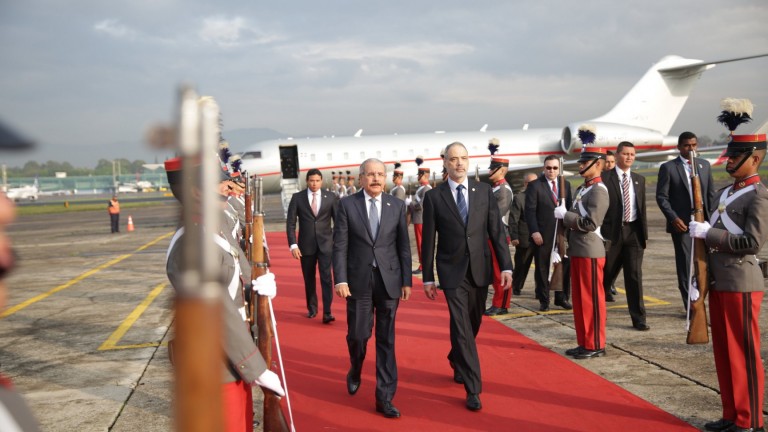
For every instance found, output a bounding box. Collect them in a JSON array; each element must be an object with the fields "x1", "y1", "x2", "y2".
[
  {"x1": 553, "y1": 205, "x2": 567, "y2": 220},
  {"x1": 252, "y1": 272, "x2": 277, "y2": 299},
  {"x1": 405, "y1": 196, "x2": 412, "y2": 206},
  {"x1": 254, "y1": 370, "x2": 285, "y2": 397},
  {"x1": 689, "y1": 221, "x2": 711, "y2": 239},
  {"x1": 689, "y1": 278, "x2": 700, "y2": 302},
  {"x1": 551, "y1": 249, "x2": 562, "y2": 264}
]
